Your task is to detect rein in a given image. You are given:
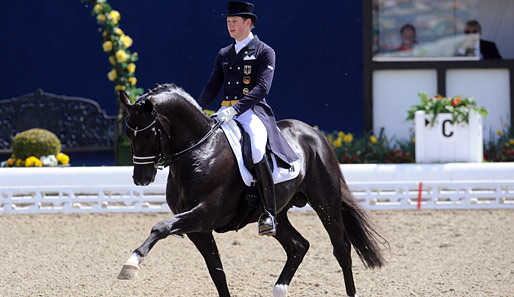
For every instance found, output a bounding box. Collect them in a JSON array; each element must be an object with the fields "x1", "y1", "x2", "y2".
[
  {"x1": 125, "y1": 114, "x2": 222, "y2": 168},
  {"x1": 158, "y1": 119, "x2": 222, "y2": 168}
]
